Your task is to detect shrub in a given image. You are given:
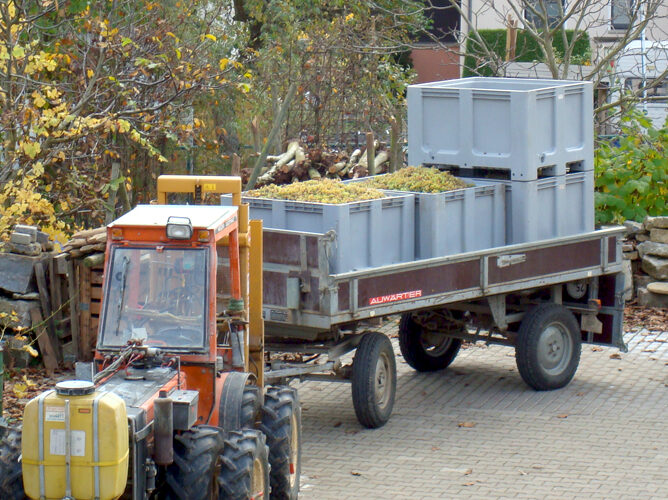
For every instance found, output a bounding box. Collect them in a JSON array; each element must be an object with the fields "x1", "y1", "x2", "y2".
[{"x1": 595, "y1": 112, "x2": 668, "y2": 224}]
